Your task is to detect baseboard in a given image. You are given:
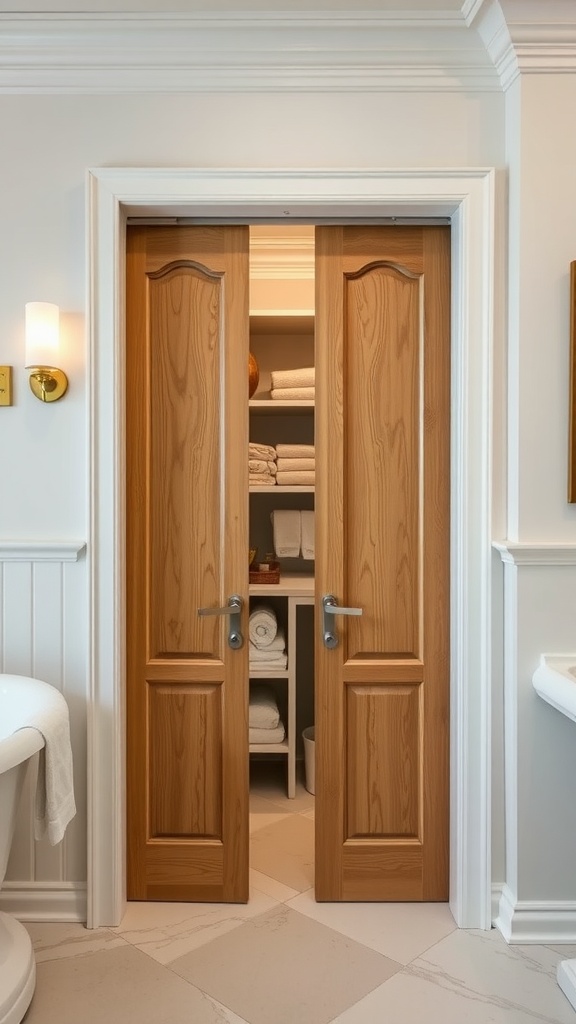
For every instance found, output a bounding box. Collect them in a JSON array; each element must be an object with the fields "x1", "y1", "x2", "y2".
[
  {"x1": 0, "y1": 882, "x2": 86, "y2": 922},
  {"x1": 494, "y1": 884, "x2": 576, "y2": 944},
  {"x1": 491, "y1": 882, "x2": 504, "y2": 925}
]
